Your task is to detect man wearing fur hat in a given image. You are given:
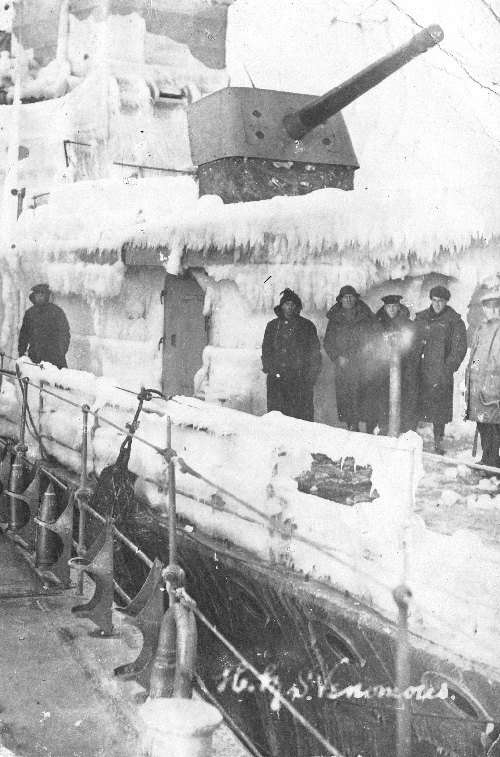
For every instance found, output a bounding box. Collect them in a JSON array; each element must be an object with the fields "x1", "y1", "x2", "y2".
[
  {"x1": 18, "y1": 284, "x2": 71, "y2": 370},
  {"x1": 414, "y1": 286, "x2": 467, "y2": 454},
  {"x1": 465, "y1": 291, "x2": 500, "y2": 470},
  {"x1": 261, "y1": 289, "x2": 322, "y2": 421},
  {"x1": 324, "y1": 285, "x2": 379, "y2": 432}
]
